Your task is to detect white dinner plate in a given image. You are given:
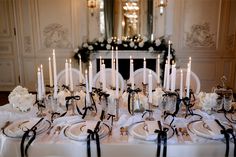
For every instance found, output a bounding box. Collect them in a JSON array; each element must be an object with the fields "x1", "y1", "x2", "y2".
[
  {"x1": 3, "y1": 118, "x2": 50, "y2": 138},
  {"x1": 128, "y1": 121, "x2": 174, "y2": 141},
  {"x1": 187, "y1": 119, "x2": 232, "y2": 140},
  {"x1": 64, "y1": 121, "x2": 110, "y2": 141}
]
